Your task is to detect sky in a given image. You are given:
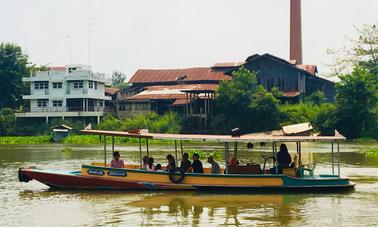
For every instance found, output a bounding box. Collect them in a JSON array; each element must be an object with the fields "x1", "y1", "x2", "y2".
[{"x1": 0, "y1": 0, "x2": 377, "y2": 80}]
